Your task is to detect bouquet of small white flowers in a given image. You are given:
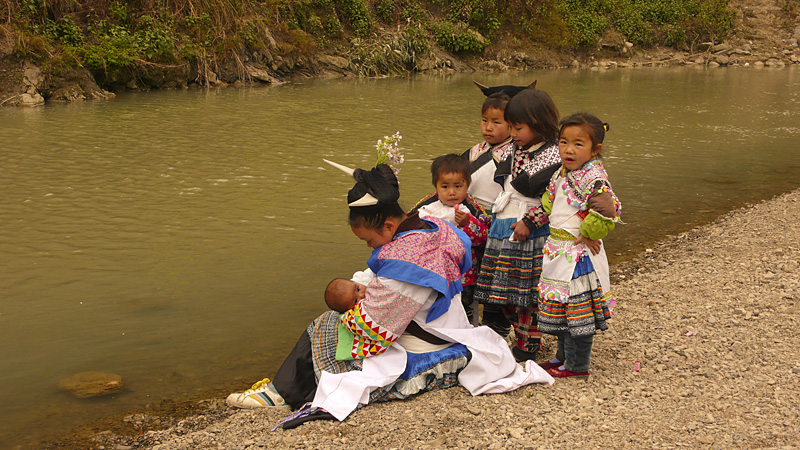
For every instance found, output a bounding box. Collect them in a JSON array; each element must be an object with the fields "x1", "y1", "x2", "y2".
[{"x1": 375, "y1": 131, "x2": 404, "y2": 175}]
